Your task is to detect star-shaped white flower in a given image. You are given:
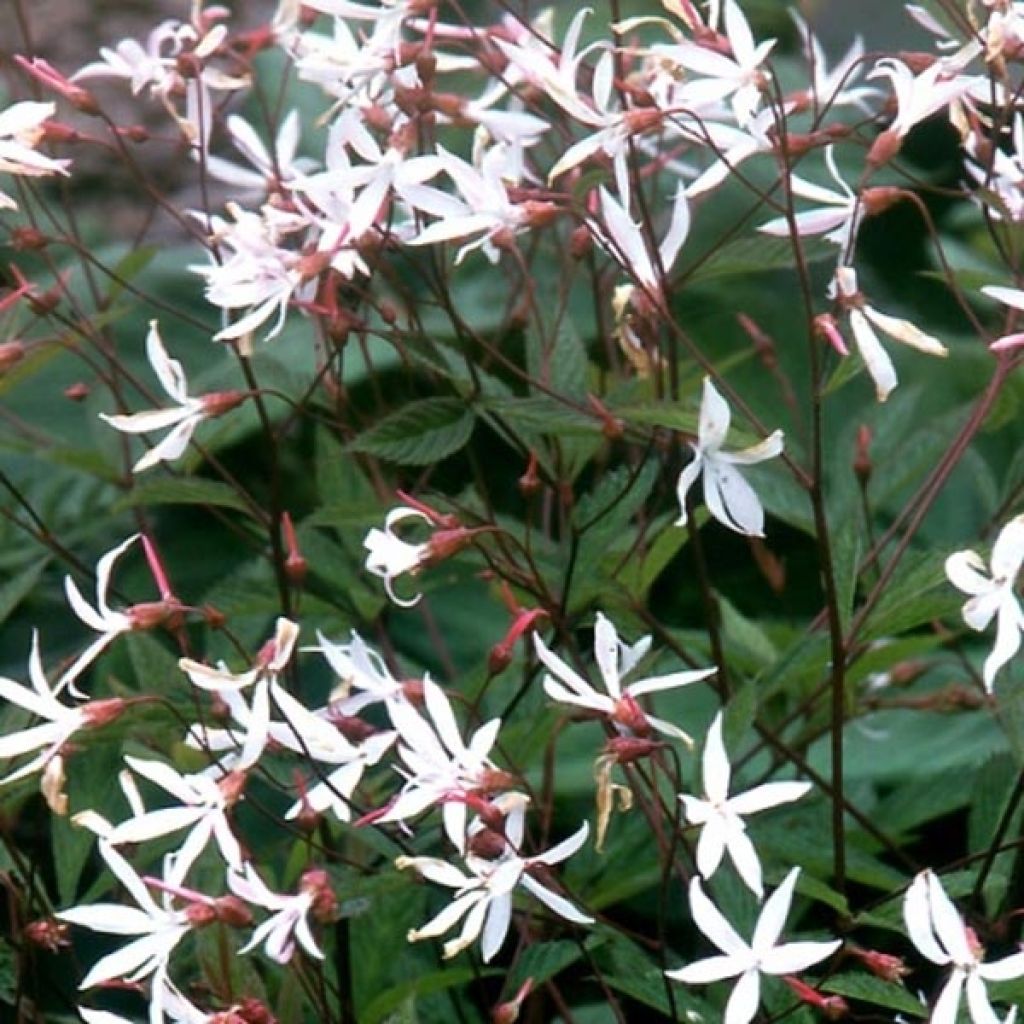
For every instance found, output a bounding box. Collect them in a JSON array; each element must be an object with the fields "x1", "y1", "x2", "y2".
[
  {"x1": 0, "y1": 631, "x2": 125, "y2": 791},
  {"x1": 666, "y1": 868, "x2": 840, "y2": 1024},
  {"x1": 398, "y1": 798, "x2": 592, "y2": 962},
  {"x1": 534, "y1": 612, "x2": 715, "y2": 745},
  {"x1": 0, "y1": 100, "x2": 71, "y2": 209},
  {"x1": 99, "y1": 321, "x2": 244, "y2": 473},
  {"x1": 681, "y1": 712, "x2": 811, "y2": 897},
  {"x1": 380, "y1": 678, "x2": 506, "y2": 850},
  {"x1": 107, "y1": 756, "x2": 245, "y2": 885},
  {"x1": 228, "y1": 864, "x2": 328, "y2": 963},
  {"x1": 945, "y1": 515, "x2": 1024, "y2": 693},
  {"x1": 675, "y1": 377, "x2": 784, "y2": 537},
  {"x1": 61, "y1": 535, "x2": 144, "y2": 694},
  {"x1": 904, "y1": 869, "x2": 1024, "y2": 1024},
  {"x1": 58, "y1": 841, "x2": 191, "y2": 990}
]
